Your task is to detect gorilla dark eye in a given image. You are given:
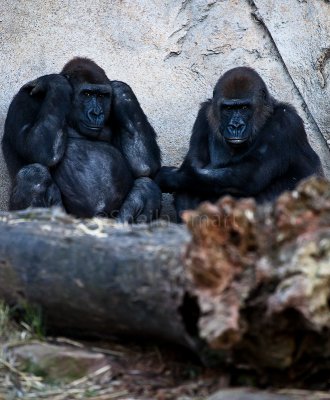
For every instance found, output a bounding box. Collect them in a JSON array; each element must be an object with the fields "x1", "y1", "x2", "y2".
[
  {"x1": 82, "y1": 91, "x2": 91, "y2": 97},
  {"x1": 223, "y1": 105, "x2": 232, "y2": 111},
  {"x1": 242, "y1": 105, "x2": 248, "y2": 110},
  {"x1": 97, "y1": 93, "x2": 104, "y2": 98}
]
